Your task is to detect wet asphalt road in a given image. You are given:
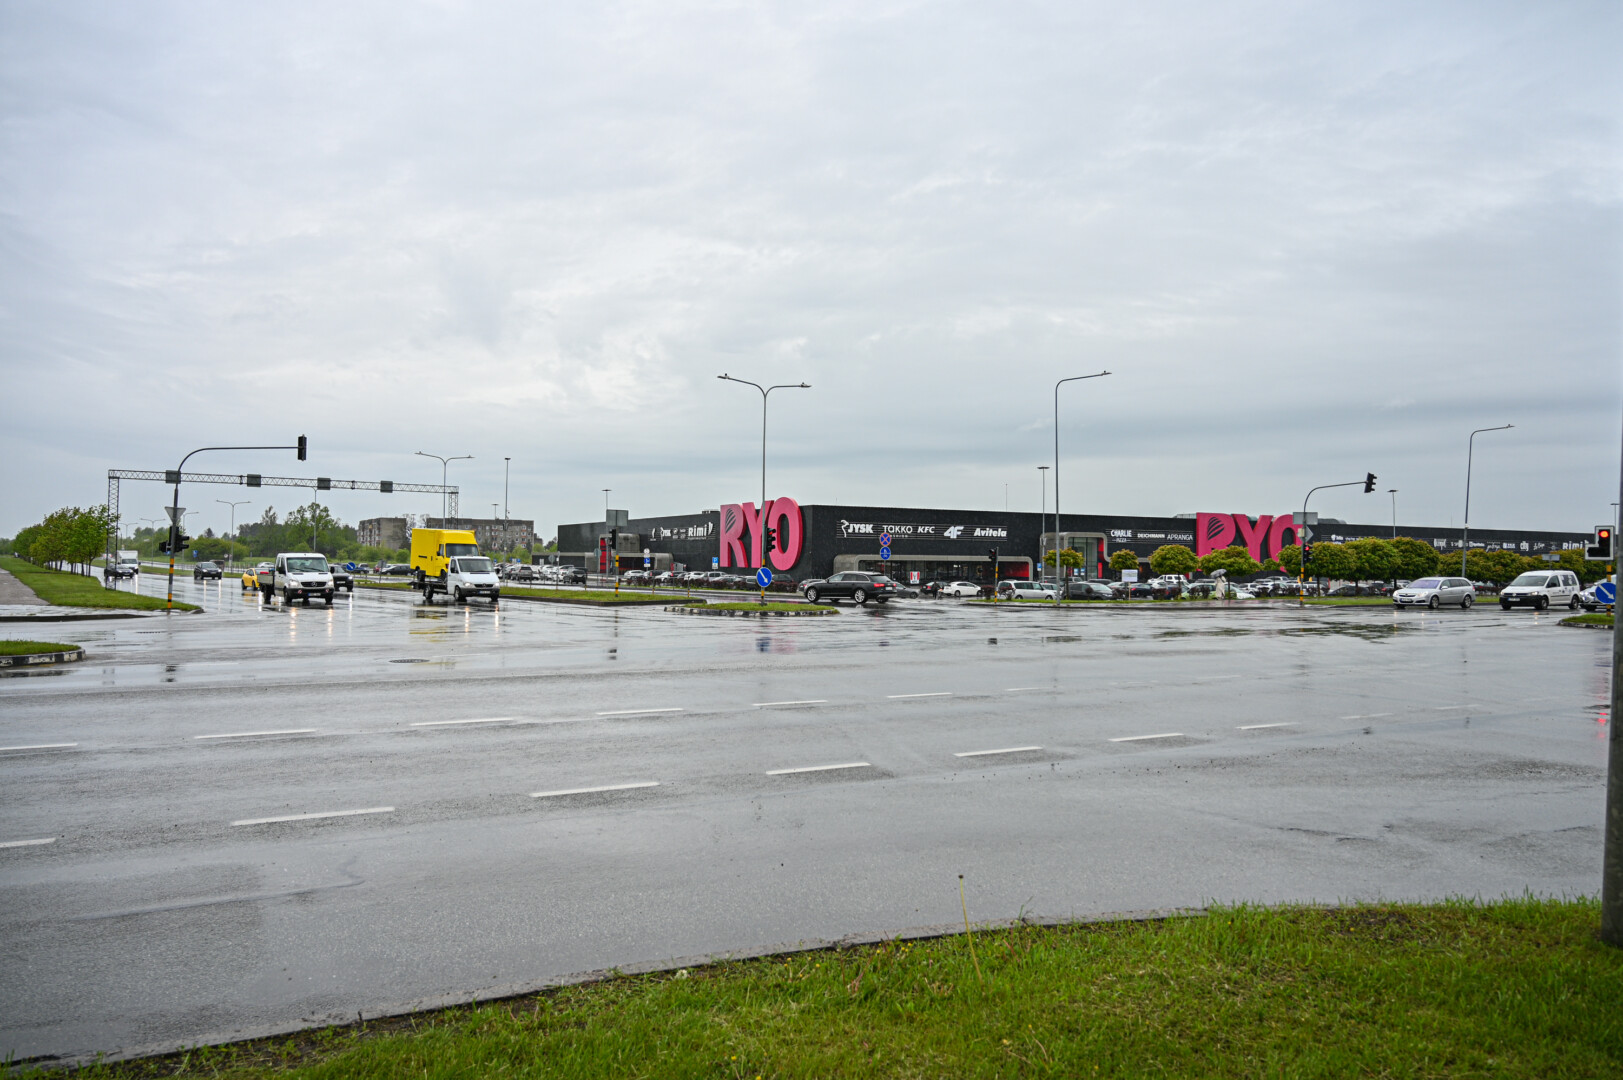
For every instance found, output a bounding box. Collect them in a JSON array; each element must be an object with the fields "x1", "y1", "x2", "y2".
[{"x1": 0, "y1": 575, "x2": 1612, "y2": 1063}]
